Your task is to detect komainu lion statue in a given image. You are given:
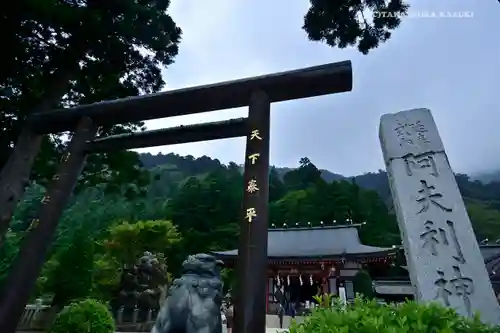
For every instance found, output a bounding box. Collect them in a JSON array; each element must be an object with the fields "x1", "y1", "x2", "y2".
[{"x1": 152, "y1": 253, "x2": 224, "y2": 333}]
